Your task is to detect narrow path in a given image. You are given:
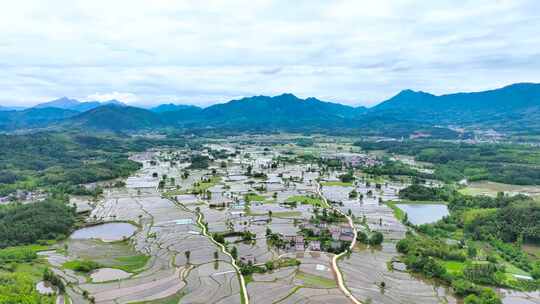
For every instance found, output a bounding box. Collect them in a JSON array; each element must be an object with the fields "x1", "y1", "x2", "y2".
[
  {"x1": 165, "y1": 195, "x2": 250, "y2": 304},
  {"x1": 195, "y1": 211, "x2": 250, "y2": 304},
  {"x1": 316, "y1": 183, "x2": 363, "y2": 304}
]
